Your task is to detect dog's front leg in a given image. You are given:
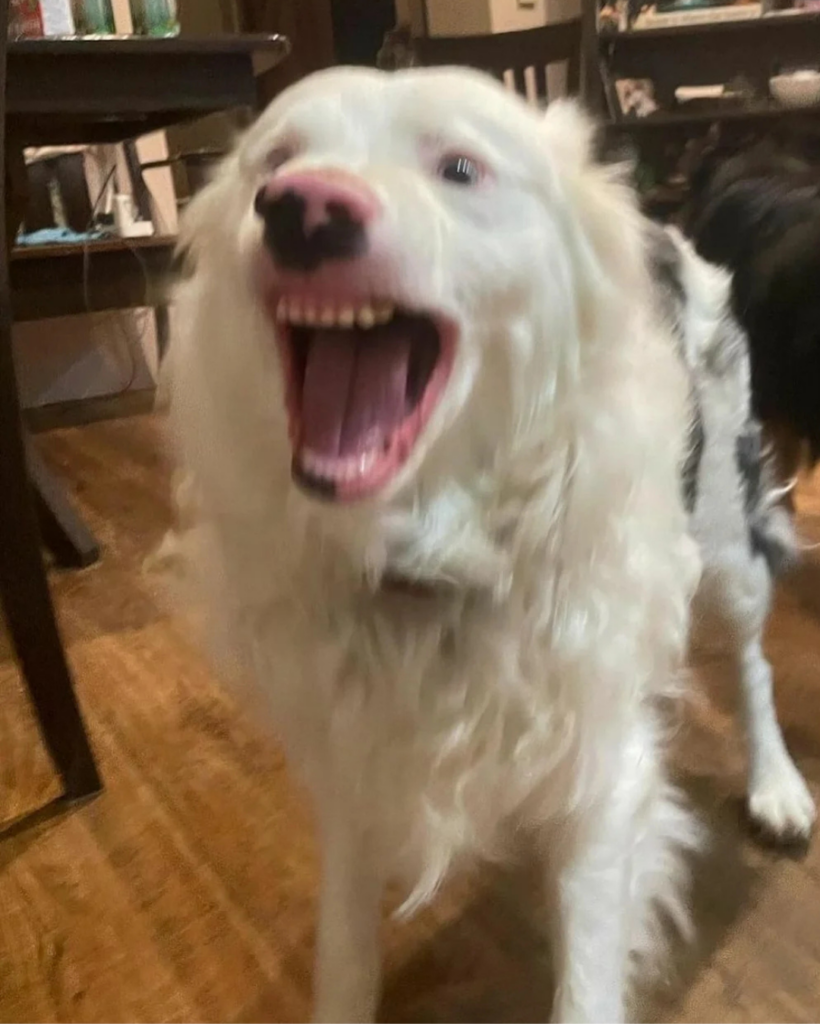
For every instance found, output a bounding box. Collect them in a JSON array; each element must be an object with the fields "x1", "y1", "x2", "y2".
[
  {"x1": 313, "y1": 801, "x2": 383, "y2": 1023},
  {"x1": 545, "y1": 801, "x2": 631, "y2": 1024}
]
